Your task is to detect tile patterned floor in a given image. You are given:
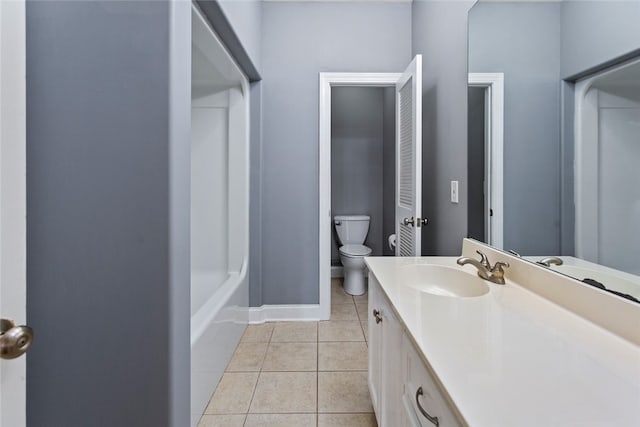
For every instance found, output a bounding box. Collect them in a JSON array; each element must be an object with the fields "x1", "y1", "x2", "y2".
[{"x1": 199, "y1": 278, "x2": 377, "y2": 427}]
